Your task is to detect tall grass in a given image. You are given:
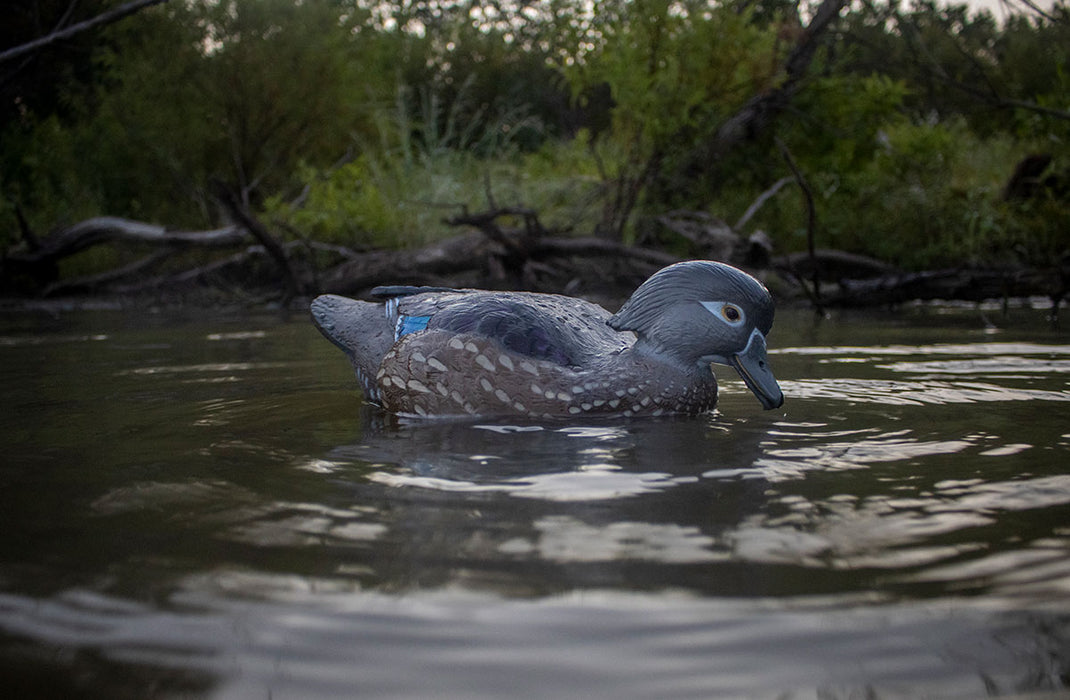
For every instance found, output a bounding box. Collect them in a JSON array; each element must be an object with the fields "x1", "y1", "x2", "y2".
[{"x1": 266, "y1": 81, "x2": 604, "y2": 249}]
